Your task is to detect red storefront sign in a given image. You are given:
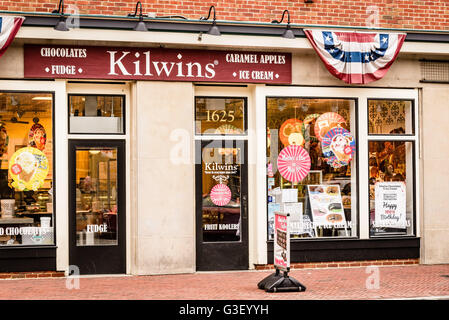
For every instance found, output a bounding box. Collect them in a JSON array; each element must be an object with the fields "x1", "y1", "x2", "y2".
[{"x1": 24, "y1": 45, "x2": 291, "y2": 83}]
